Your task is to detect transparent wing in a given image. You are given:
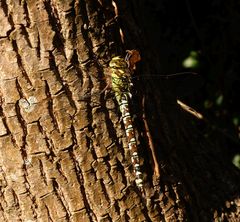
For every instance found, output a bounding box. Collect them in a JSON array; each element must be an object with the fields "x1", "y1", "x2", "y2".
[
  {"x1": 132, "y1": 71, "x2": 203, "y2": 96},
  {"x1": 78, "y1": 71, "x2": 203, "y2": 102}
]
